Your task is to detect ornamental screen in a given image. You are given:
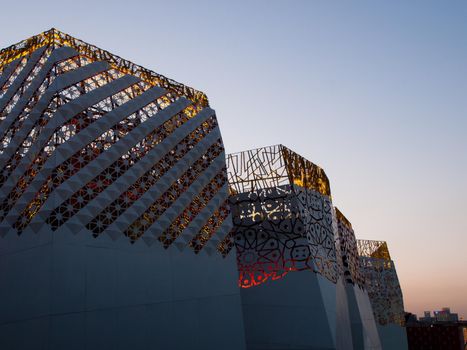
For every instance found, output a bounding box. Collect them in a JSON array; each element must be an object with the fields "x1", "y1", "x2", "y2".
[
  {"x1": 227, "y1": 145, "x2": 338, "y2": 288},
  {"x1": 335, "y1": 208, "x2": 365, "y2": 288},
  {"x1": 0, "y1": 28, "x2": 232, "y2": 255},
  {"x1": 357, "y1": 239, "x2": 405, "y2": 326}
]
